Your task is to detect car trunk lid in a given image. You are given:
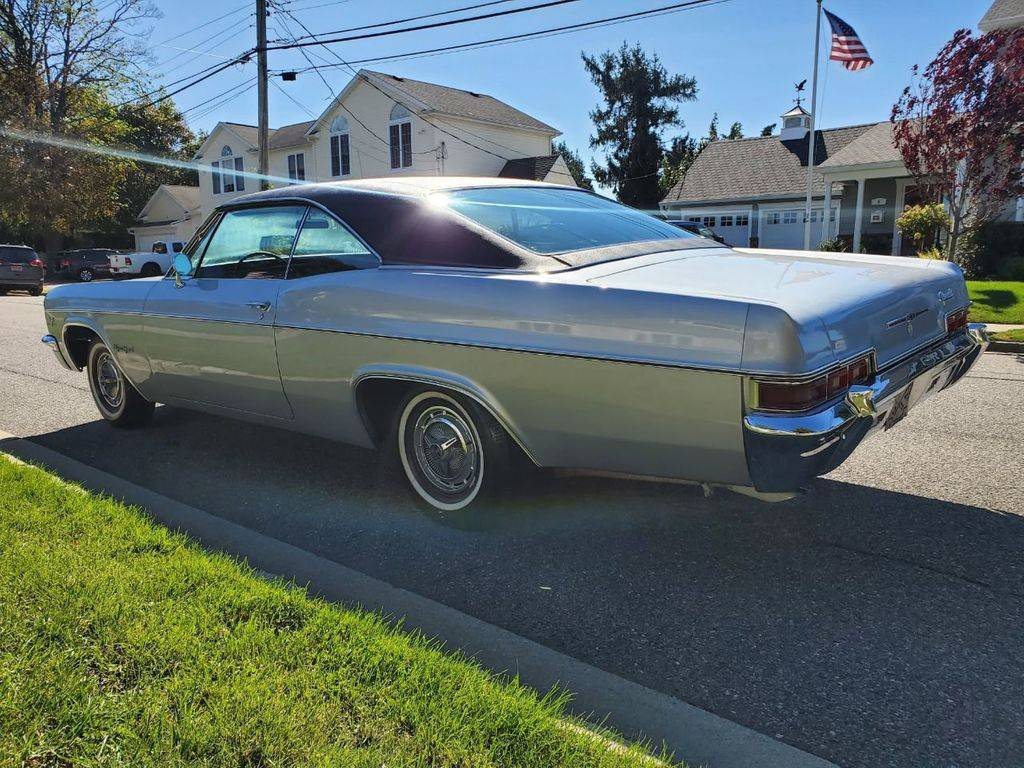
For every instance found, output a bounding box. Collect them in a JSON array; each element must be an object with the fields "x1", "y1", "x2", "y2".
[{"x1": 585, "y1": 247, "x2": 969, "y2": 371}]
